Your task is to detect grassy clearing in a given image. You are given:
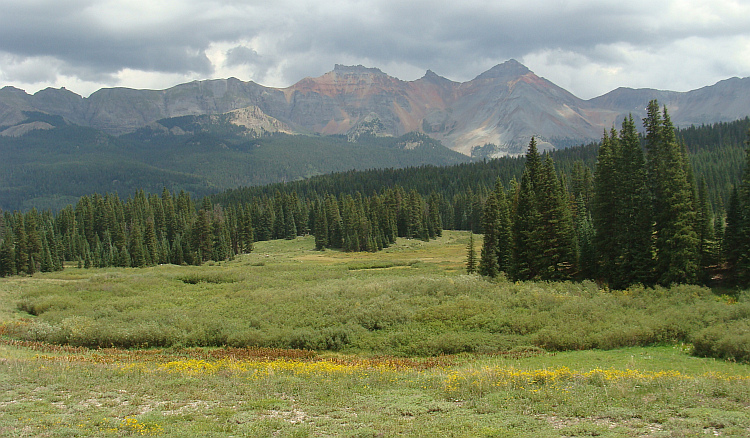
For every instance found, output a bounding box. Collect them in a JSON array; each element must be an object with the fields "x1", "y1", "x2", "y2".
[{"x1": 2, "y1": 231, "x2": 750, "y2": 436}]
